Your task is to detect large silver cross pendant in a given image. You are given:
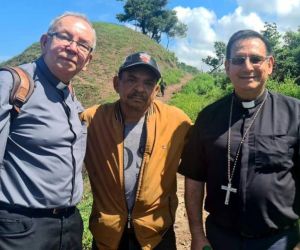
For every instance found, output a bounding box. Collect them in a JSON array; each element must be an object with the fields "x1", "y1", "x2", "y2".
[{"x1": 221, "y1": 183, "x2": 237, "y2": 205}]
